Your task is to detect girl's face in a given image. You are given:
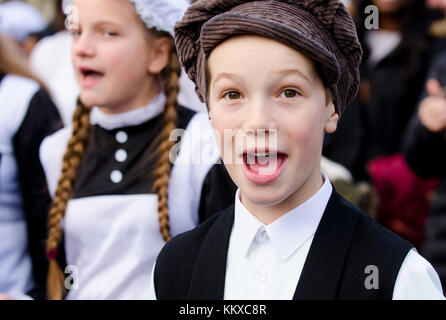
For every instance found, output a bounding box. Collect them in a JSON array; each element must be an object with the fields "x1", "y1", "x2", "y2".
[
  {"x1": 208, "y1": 36, "x2": 338, "y2": 223},
  {"x1": 72, "y1": 0, "x2": 170, "y2": 113}
]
